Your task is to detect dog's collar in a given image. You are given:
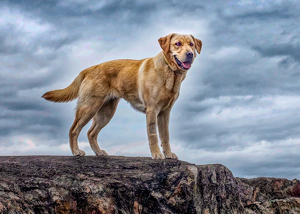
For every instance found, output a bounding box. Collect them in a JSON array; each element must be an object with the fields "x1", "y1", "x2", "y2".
[
  {"x1": 162, "y1": 53, "x2": 181, "y2": 74},
  {"x1": 163, "y1": 52, "x2": 171, "y2": 68}
]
